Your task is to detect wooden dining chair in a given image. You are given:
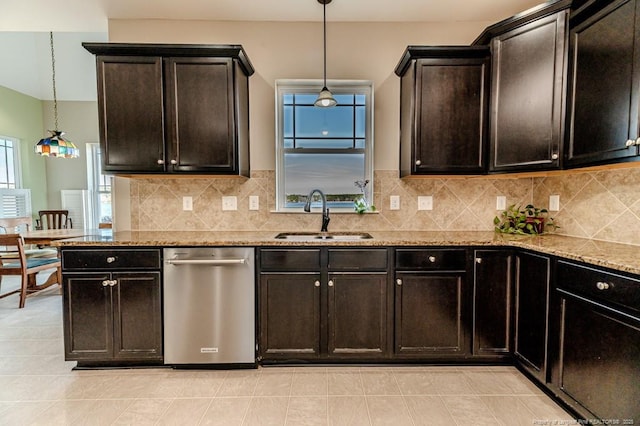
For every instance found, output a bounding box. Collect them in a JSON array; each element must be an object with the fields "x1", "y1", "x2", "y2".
[
  {"x1": 37, "y1": 210, "x2": 72, "y2": 230},
  {"x1": 0, "y1": 234, "x2": 62, "y2": 308}
]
